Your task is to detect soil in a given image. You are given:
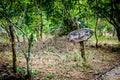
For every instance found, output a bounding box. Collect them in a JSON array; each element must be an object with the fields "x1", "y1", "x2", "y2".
[
  {"x1": 0, "y1": 36, "x2": 120, "y2": 80},
  {"x1": 97, "y1": 66, "x2": 120, "y2": 80}
]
